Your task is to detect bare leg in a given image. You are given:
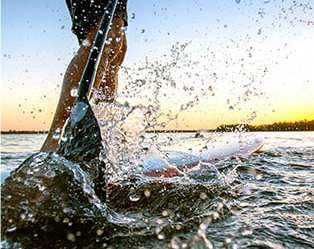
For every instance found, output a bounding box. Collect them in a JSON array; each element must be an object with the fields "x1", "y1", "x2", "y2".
[
  {"x1": 92, "y1": 18, "x2": 127, "y2": 102},
  {"x1": 41, "y1": 17, "x2": 127, "y2": 152},
  {"x1": 40, "y1": 44, "x2": 91, "y2": 152}
]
